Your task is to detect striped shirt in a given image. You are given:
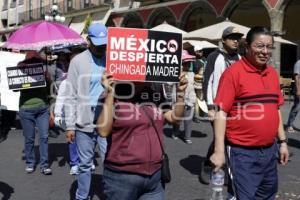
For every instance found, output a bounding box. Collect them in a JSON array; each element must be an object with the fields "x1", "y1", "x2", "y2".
[{"x1": 214, "y1": 57, "x2": 284, "y2": 147}]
